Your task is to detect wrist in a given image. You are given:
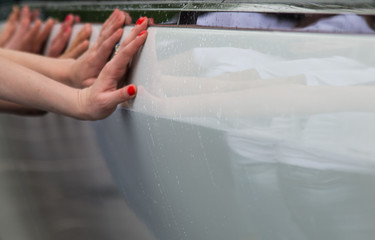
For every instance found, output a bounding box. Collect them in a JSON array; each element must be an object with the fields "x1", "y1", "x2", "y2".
[
  {"x1": 75, "y1": 88, "x2": 97, "y2": 120},
  {"x1": 64, "y1": 58, "x2": 78, "y2": 87},
  {"x1": 75, "y1": 88, "x2": 89, "y2": 120}
]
